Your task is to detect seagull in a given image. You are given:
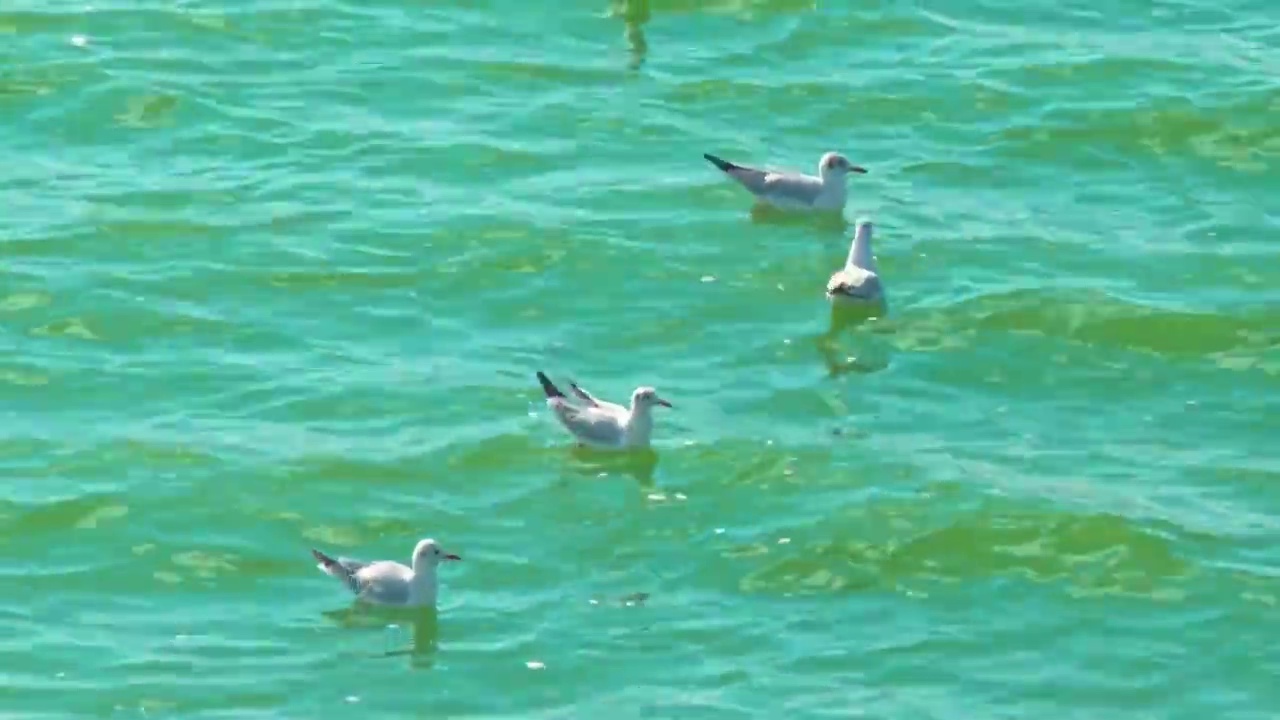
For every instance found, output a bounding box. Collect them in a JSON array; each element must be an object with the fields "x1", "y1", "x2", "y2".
[
  {"x1": 826, "y1": 219, "x2": 885, "y2": 307},
  {"x1": 311, "y1": 538, "x2": 461, "y2": 608},
  {"x1": 536, "y1": 371, "x2": 672, "y2": 450},
  {"x1": 703, "y1": 151, "x2": 867, "y2": 212}
]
